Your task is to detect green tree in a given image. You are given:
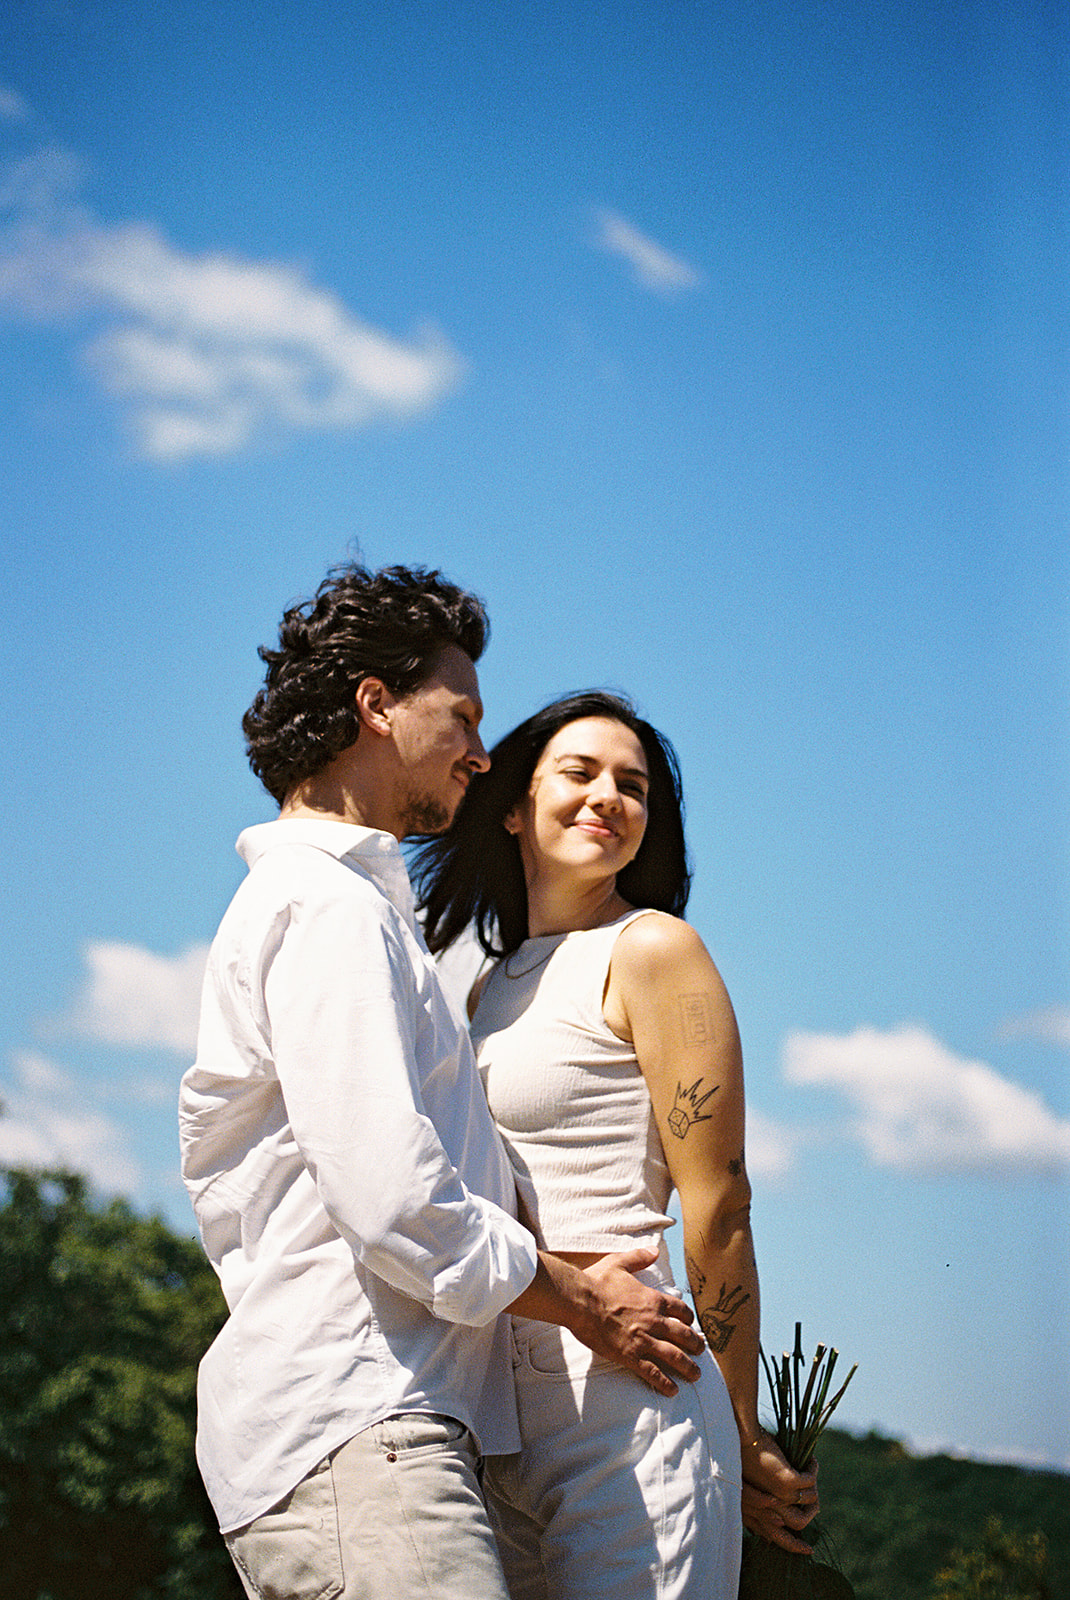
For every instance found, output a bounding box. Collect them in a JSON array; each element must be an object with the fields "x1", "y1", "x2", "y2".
[
  {"x1": 929, "y1": 1516, "x2": 1052, "y2": 1600},
  {"x1": 808, "y1": 1430, "x2": 1069, "y2": 1600},
  {"x1": 0, "y1": 1167, "x2": 242, "y2": 1599}
]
